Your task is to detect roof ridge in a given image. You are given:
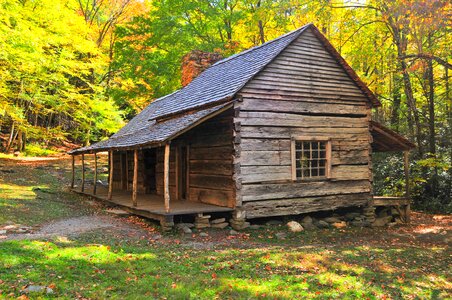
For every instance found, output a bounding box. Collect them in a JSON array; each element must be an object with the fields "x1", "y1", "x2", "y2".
[{"x1": 211, "y1": 23, "x2": 312, "y2": 68}]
